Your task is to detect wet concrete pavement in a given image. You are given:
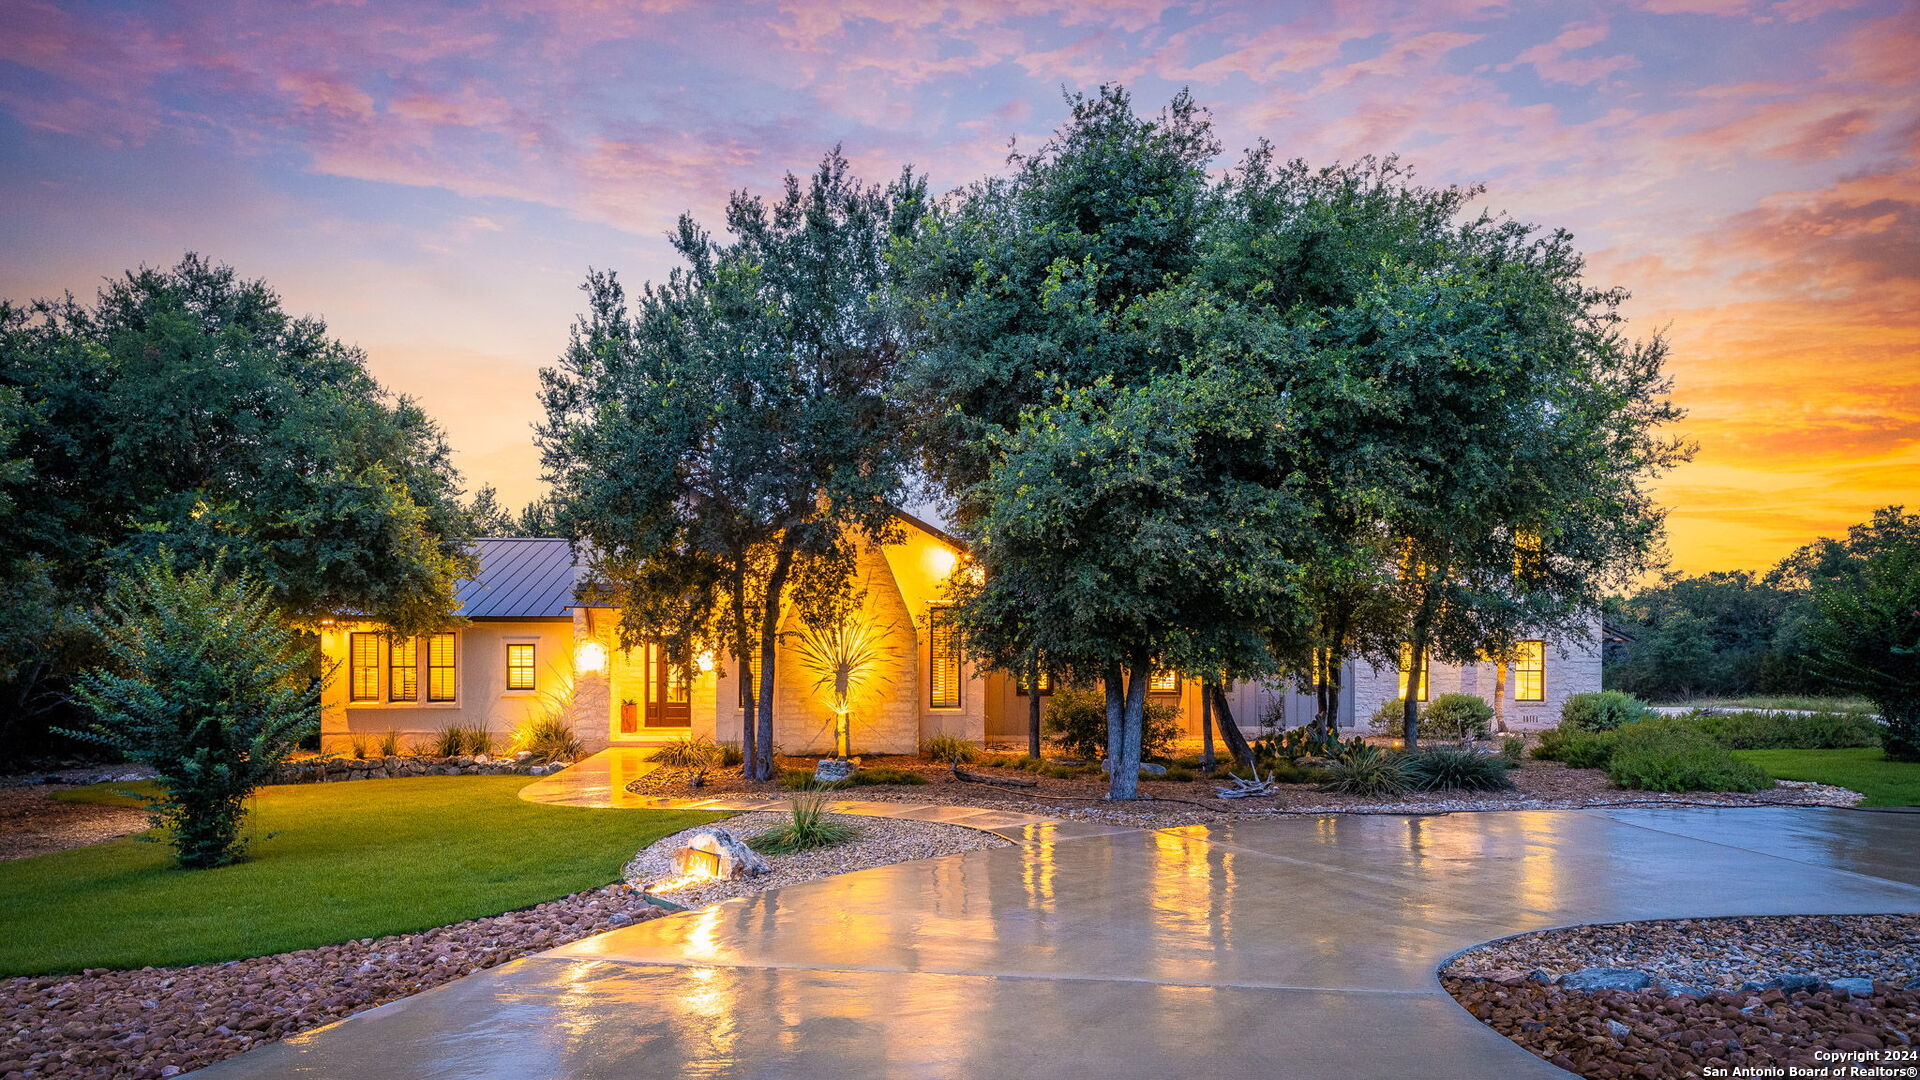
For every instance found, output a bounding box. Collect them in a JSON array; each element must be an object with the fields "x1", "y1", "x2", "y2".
[{"x1": 194, "y1": 807, "x2": 1920, "y2": 1079}]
